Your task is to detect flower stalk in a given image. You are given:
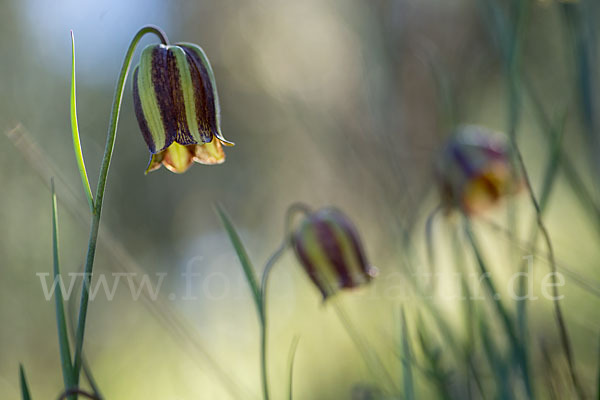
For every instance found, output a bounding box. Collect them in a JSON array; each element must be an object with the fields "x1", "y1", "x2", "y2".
[{"x1": 70, "y1": 25, "x2": 169, "y2": 391}]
